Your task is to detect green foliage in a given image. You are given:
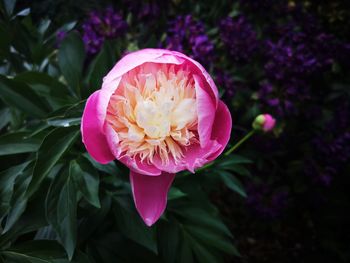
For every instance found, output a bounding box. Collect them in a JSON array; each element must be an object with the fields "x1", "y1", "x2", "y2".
[
  {"x1": 0, "y1": 2, "x2": 251, "y2": 262},
  {"x1": 57, "y1": 32, "x2": 85, "y2": 97}
]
